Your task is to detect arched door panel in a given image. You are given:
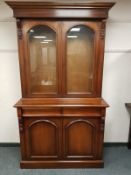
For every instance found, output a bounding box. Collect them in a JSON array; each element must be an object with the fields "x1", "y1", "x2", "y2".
[
  {"x1": 62, "y1": 21, "x2": 100, "y2": 97},
  {"x1": 24, "y1": 118, "x2": 62, "y2": 160},
  {"x1": 63, "y1": 118, "x2": 99, "y2": 159},
  {"x1": 22, "y1": 21, "x2": 61, "y2": 97}
]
